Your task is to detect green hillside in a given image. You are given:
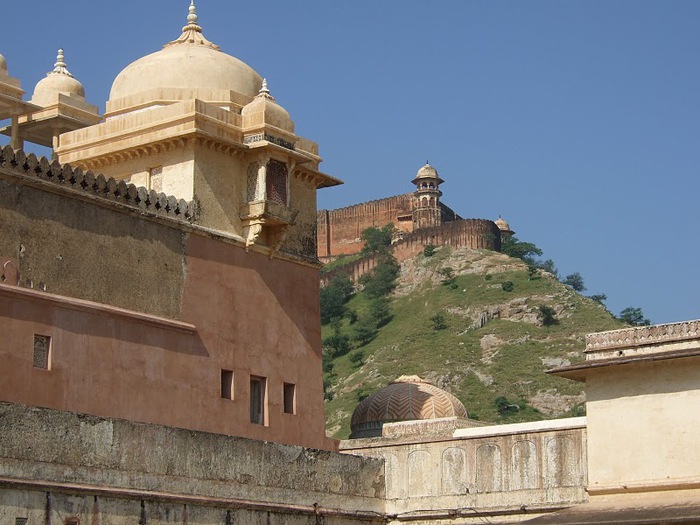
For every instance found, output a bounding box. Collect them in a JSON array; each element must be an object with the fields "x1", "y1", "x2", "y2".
[{"x1": 322, "y1": 246, "x2": 625, "y2": 439}]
